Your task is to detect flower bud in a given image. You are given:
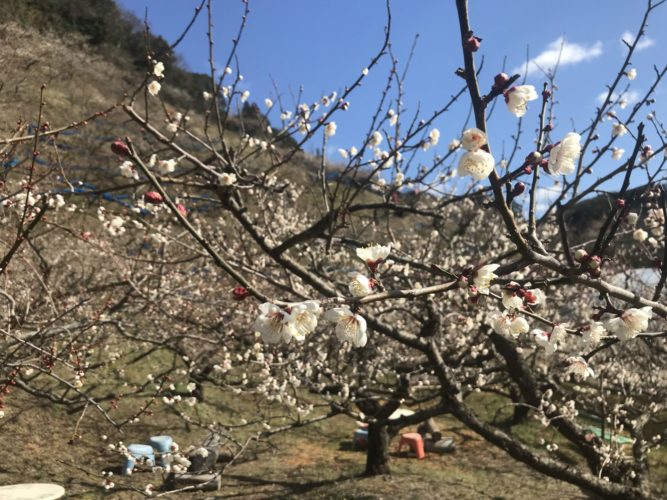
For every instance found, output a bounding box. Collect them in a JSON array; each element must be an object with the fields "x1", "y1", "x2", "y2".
[
  {"x1": 111, "y1": 140, "x2": 130, "y2": 157},
  {"x1": 615, "y1": 199, "x2": 626, "y2": 208},
  {"x1": 143, "y1": 191, "x2": 164, "y2": 204},
  {"x1": 588, "y1": 255, "x2": 601, "y2": 270},
  {"x1": 493, "y1": 73, "x2": 509, "y2": 89},
  {"x1": 511, "y1": 182, "x2": 525, "y2": 197},
  {"x1": 464, "y1": 35, "x2": 481, "y2": 52},
  {"x1": 232, "y1": 286, "x2": 250, "y2": 300}
]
